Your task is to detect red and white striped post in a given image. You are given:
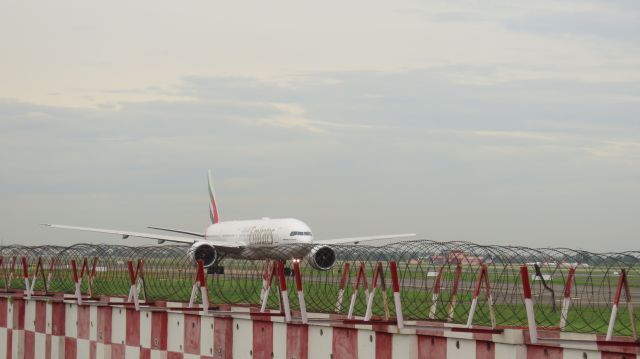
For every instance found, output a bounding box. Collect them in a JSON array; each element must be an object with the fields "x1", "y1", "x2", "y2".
[
  {"x1": 466, "y1": 264, "x2": 495, "y2": 328},
  {"x1": 293, "y1": 260, "x2": 308, "y2": 324},
  {"x1": 520, "y1": 266, "x2": 537, "y2": 344},
  {"x1": 188, "y1": 259, "x2": 209, "y2": 312},
  {"x1": 335, "y1": 262, "x2": 351, "y2": 313},
  {"x1": 28, "y1": 257, "x2": 45, "y2": 296},
  {"x1": 347, "y1": 262, "x2": 369, "y2": 319},
  {"x1": 21, "y1": 256, "x2": 31, "y2": 298},
  {"x1": 389, "y1": 261, "x2": 404, "y2": 329},
  {"x1": 277, "y1": 261, "x2": 292, "y2": 322},
  {"x1": 88, "y1": 257, "x2": 99, "y2": 297},
  {"x1": 559, "y1": 267, "x2": 576, "y2": 331},
  {"x1": 260, "y1": 260, "x2": 272, "y2": 304},
  {"x1": 260, "y1": 262, "x2": 277, "y2": 312},
  {"x1": 428, "y1": 265, "x2": 445, "y2": 319},
  {"x1": 606, "y1": 269, "x2": 637, "y2": 341},
  {"x1": 0, "y1": 257, "x2": 6, "y2": 292},
  {"x1": 71, "y1": 259, "x2": 83, "y2": 304},
  {"x1": 127, "y1": 260, "x2": 147, "y2": 310},
  {"x1": 365, "y1": 262, "x2": 389, "y2": 321},
  {"x1": 8, "y1": 256, "x2": 17, "y2": 288},
  {"x1": 447, "y1": 264, "x2": 462, "y2": 322}
]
